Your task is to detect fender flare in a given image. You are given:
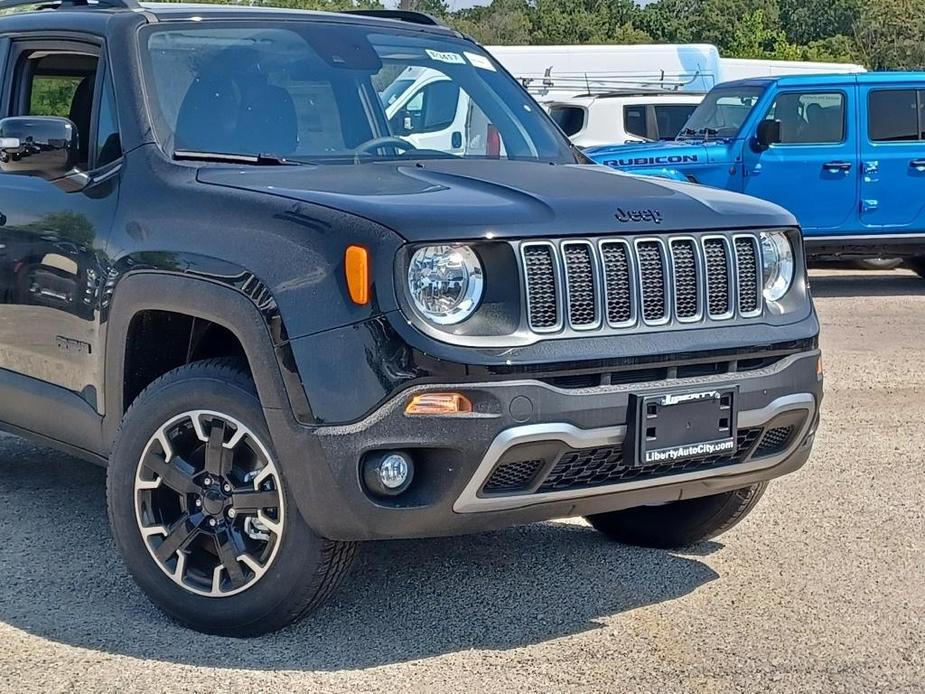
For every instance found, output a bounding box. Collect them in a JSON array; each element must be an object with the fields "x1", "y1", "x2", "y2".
[{"x1": 101, "y1": 271, "x2": 309, "y2": 450}]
